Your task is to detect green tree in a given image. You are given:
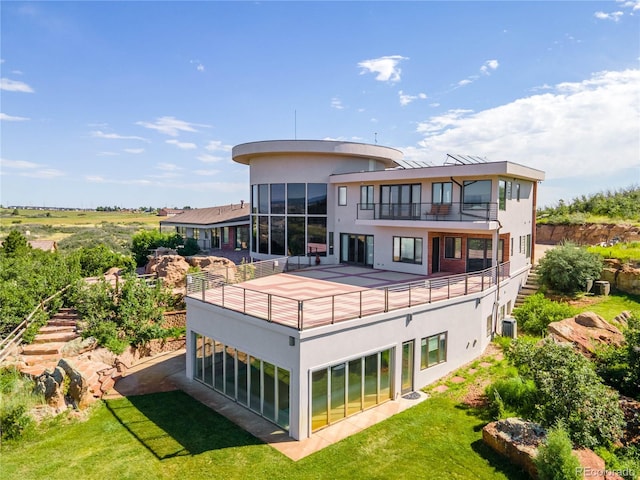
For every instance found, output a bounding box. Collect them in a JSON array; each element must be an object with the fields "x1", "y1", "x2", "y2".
[
  {"x1": 1, "y1": 230, "x2": 30, "y2": 257},
  {"x1": 537, "y1": 242, "x2": 603, "y2": 294},
  {"x1": 131, "y1": 229, "x2": 183, "y2": 267},
  {"x1": 508, "y1": 339, "x2": 624, "y2": 448},
  {"x1": 534, "y1": 422, "x2": 581, "y2": 480},
  {"x1": 66, "y1": 244, "x2": 135, "y2": 277}
]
